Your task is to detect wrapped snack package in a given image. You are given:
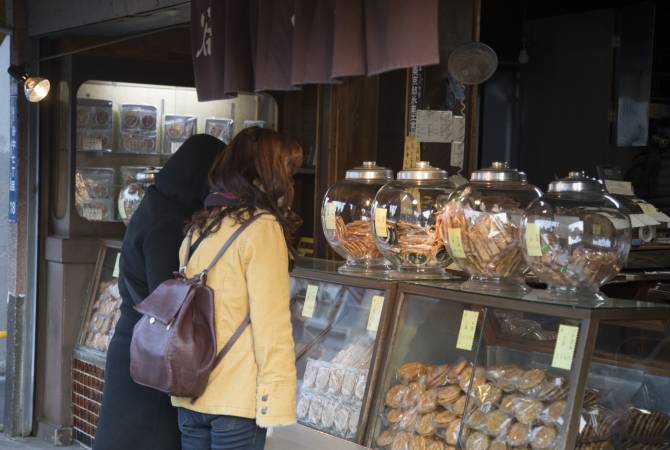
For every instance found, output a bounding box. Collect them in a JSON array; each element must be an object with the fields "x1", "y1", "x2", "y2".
[
  {"x1": 513, "y1": 397, "x2": 544, "y2": 425},
  {"x1": 321, "y1": 399, "x2": 337, "y2": 429},
  {"x1": 387, "y1": 385, "x2": 407, "y2": 409},
  {"x1": 418, "y1": 389, "x2": 439, "y2": 414},
  {"x1": 624, "y1": 407, "x2": 670, "y2": 442},
  {"x1": 427, "y1": 364, "x2": 450, "y2": 389},
  {"x1": 473, "y1": 383, "x2": 503, "y2": 411},
  {"x1": 399, "y1": 362, "x2": 428, "y2": 385},
  {"x1": 355, "y1": 371, "x2": 368, "y2": 400},
  {"x1": 579, "y1": 405, "x2": 624, "y2": 443},
  {"x1": 342, "y1": 368, "x2": 358, "y2": 398},
  {"x1": 333, "y1": 406, "x2": 351, "y2": 436},
  {"x1": 297, "y1": 394, "x2": 312, "y2": 421},
  {"x1": 308, "y1": 396, "x2": 324, "y2": 426},
  {"x1": 485, "y1": 410, "x2": 513, "y2": 438},
  {"x1": 466, "y1": 408, "x2": 487, "y2": 431},
  {"x1": 507, "y1": 422, "x2": 531, "y2": 447},
  {"x1": 403, "y1": 382, "x2": 426, "y2": 409},
  {"x1": 540, "y1": 399, "x2": 566, "y2": 427},
  {"x1": 416, "y1": 412, "x2": 437, "y2": 436},
  {"x1": 302, "y1": 359, "x2": 319, "y2": 388},
  {"x1": 328, "y1": 367, "x2": 345, "y2": 395},
  {"x1": 376, "y1": 429, "x2": 396, "y2": 448},
  {"x1": 315, "y1": 364, "x2": 331, "y2": 391}
]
